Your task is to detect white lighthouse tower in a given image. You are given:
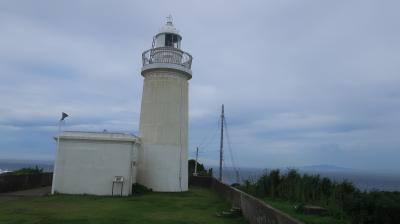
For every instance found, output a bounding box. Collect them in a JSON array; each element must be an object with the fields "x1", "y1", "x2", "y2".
[{"x1": 137, "y1": 17, "x2": 192, "y2": 192}]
